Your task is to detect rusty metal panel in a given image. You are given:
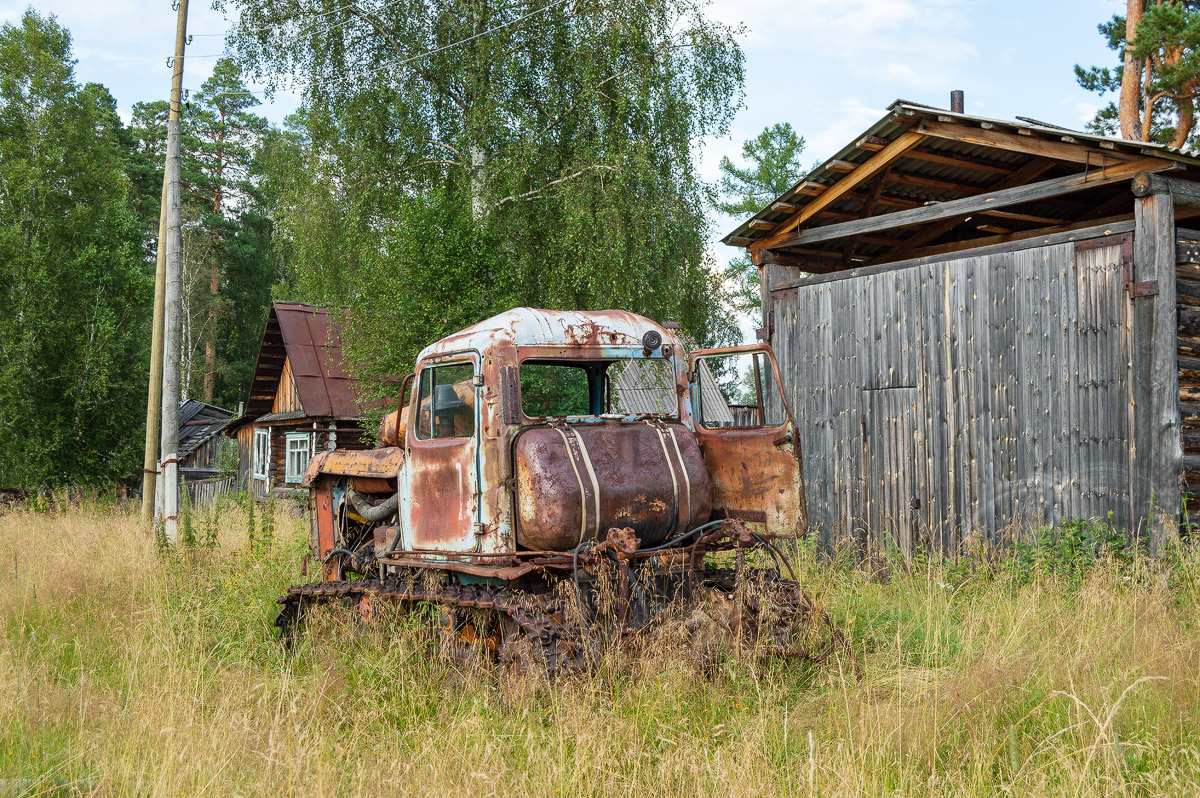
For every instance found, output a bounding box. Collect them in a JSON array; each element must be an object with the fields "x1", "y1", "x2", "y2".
[
  {"x1": 696, "y1": 426, "x2": 807, "y2": 537},
  {"x1": 513, "y1": 421, "x2": 711, "y2": 550},
  {"x1": 314, "y1": 485, "x2": 337, "y2": 580},
  {"x1": 404, "y1": 354, "x2": 482, "y2": 553},
  {"x1": 302, "y1": 447, "x2": 404, "y2": 487}
]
